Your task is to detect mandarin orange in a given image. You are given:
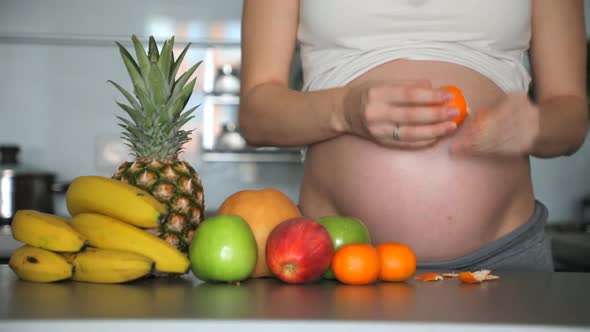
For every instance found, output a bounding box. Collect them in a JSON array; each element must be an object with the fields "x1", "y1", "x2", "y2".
[
  {"x1": 332, "y1": 243, "x2": 380, "y2": 285},
  {"x1": 376, "y1": 242, "x2": 417, "y2": 282},
  {"x1": 442, "y1": 85, "x2": 468, "y2": 126}
]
